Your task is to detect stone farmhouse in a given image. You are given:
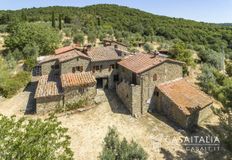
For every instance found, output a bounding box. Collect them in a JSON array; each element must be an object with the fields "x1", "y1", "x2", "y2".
[{"x1": 33, "y1": 40, "x2": 213, "y2": 129}]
